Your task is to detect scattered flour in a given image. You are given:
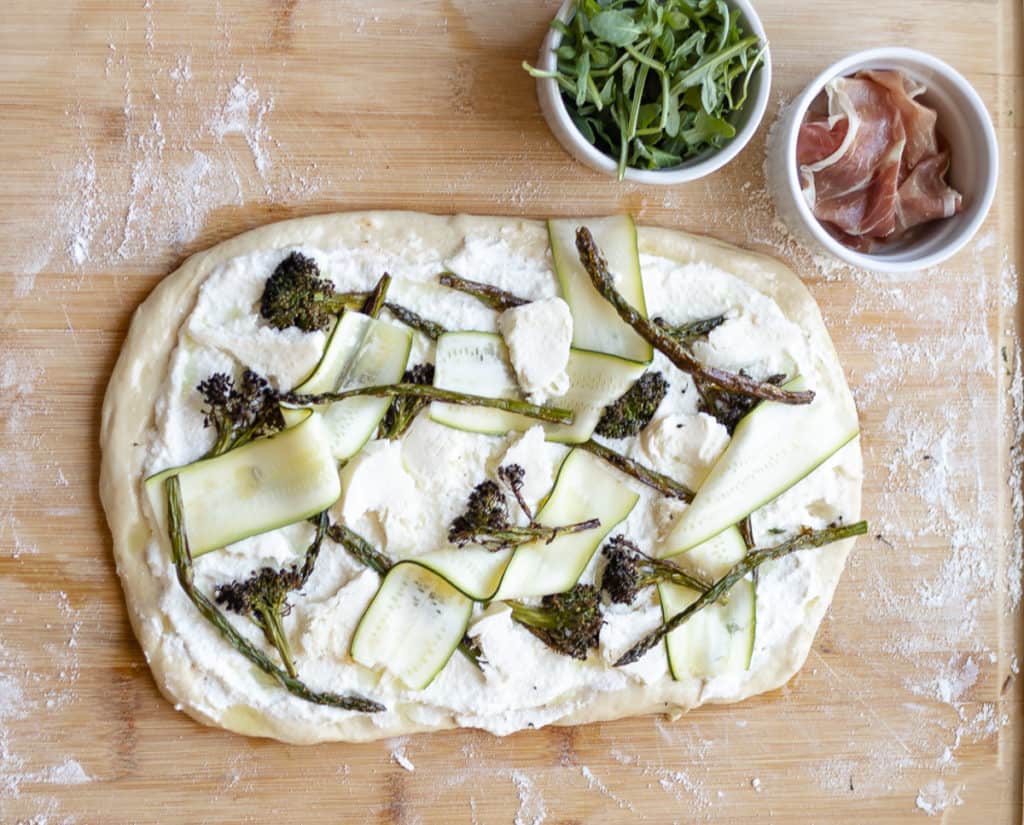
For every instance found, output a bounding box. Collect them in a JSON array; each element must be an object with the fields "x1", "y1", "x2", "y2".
[
  {"x1": 0, "y1": 589, "x2": 87, "y2": 824},
  {"x1": 8, "y1": 52, "x2": 323, "y2": 284},
  {"x1": 915, "y1": 779, "x2": 964, "y2": 816},
  {"x1": 510, "y1": 770, "x2": 547, "y2": 825},
  {"x1": 211, "y1": 72, "x2": 276, "y2": 178},
  {"x1": 27, "y1": 760, "x2": 92, "y2": 787},
  {"x1": 610, "y1": 748, "x2": 711, "y2": 812},
  {"x1": 218, "y1": 752, "x2": 258, "y2": 794},
  {"x1": 579, "y1": 765, "x2": 636, "y2": 812},
  {"x1": 389, "y1": 737, "x2": 416, "y2": 772}
]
